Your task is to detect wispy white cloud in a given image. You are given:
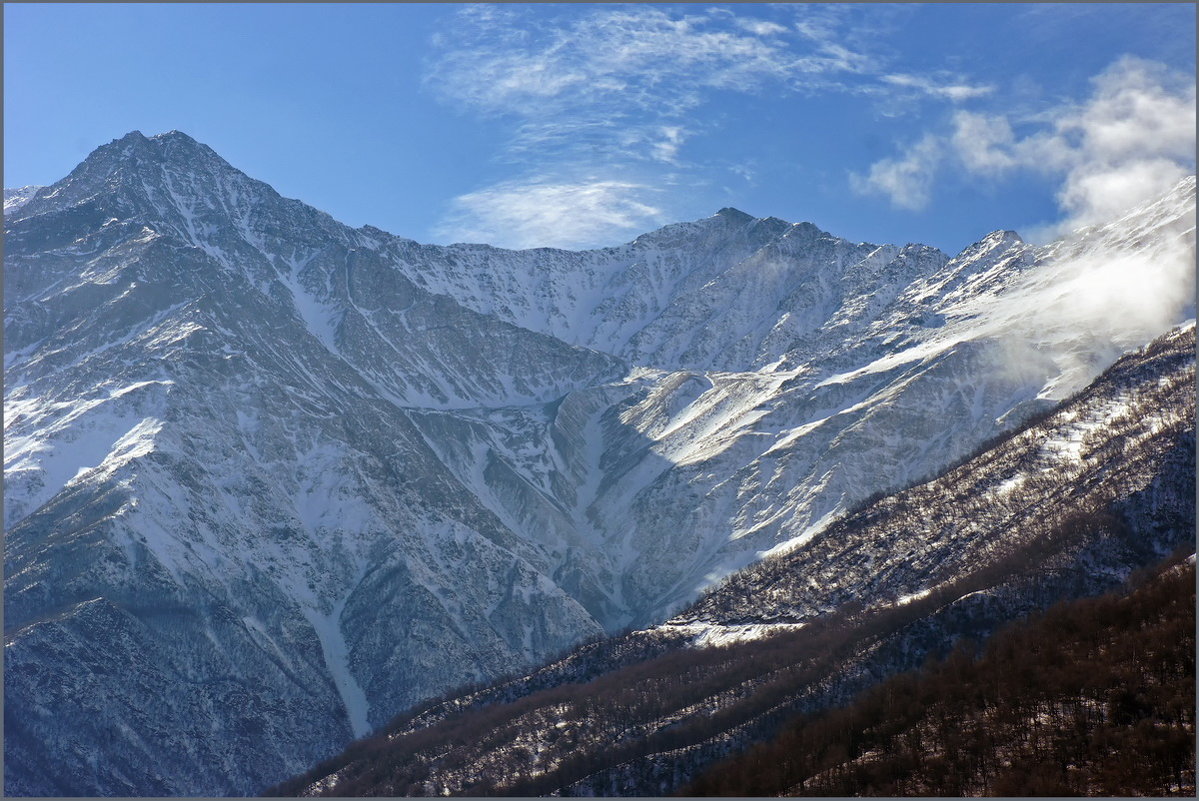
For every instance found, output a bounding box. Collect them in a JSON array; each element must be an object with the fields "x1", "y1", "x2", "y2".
[
  {"x1": 433, "y1": 177, "x2": 665, "y2": 250},
  {"x1": 729, "y1": 162, "x2": 757, "y2": 185},
  {"x1": 426, "y1": 6, "x2": 825, "y2": 121},
  {"x1": 853, "y1": 55, "x2": 1195, "y2": 393},
  {"x1": 949, "y1": 111, "x2": 1020, "y2": 174},
  {"x1": 852, "y1": 56, "x2": 1196, "y2": 236},
  {"x1": 650, "y1": 126, "x2": 688, "y2": 165},
  {"x1": 980, "y1": 196, "x2": 1195, "y2": 395},
  {"x1": 881, "y1": 73, "x2": 994, "y2": 102},
  {"x1": 734, "y1": 18, "x2": 789, "y2": 38}
]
